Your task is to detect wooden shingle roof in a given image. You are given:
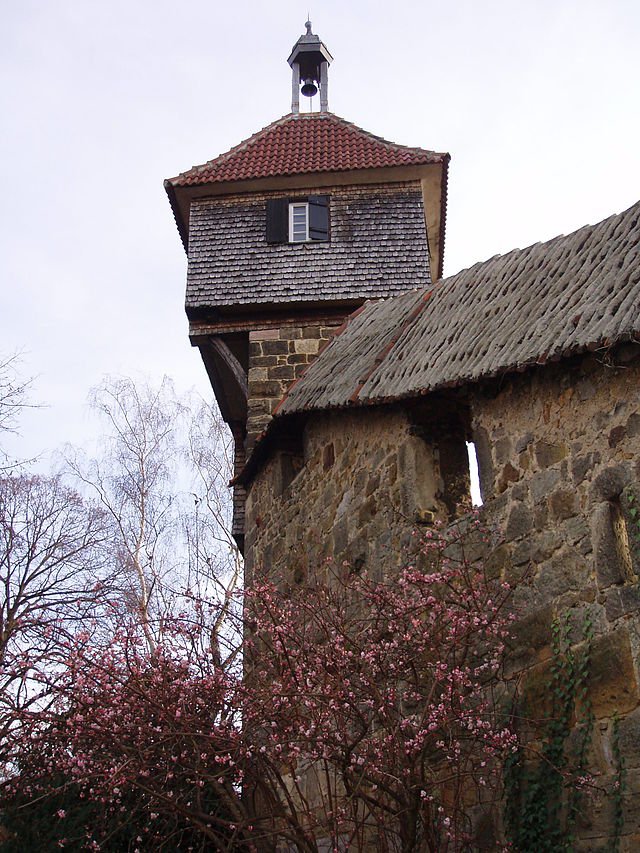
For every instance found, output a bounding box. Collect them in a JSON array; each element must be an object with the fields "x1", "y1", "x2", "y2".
[{"x1": 276, "y1": 200, "x2": 640, "y2": 415}]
